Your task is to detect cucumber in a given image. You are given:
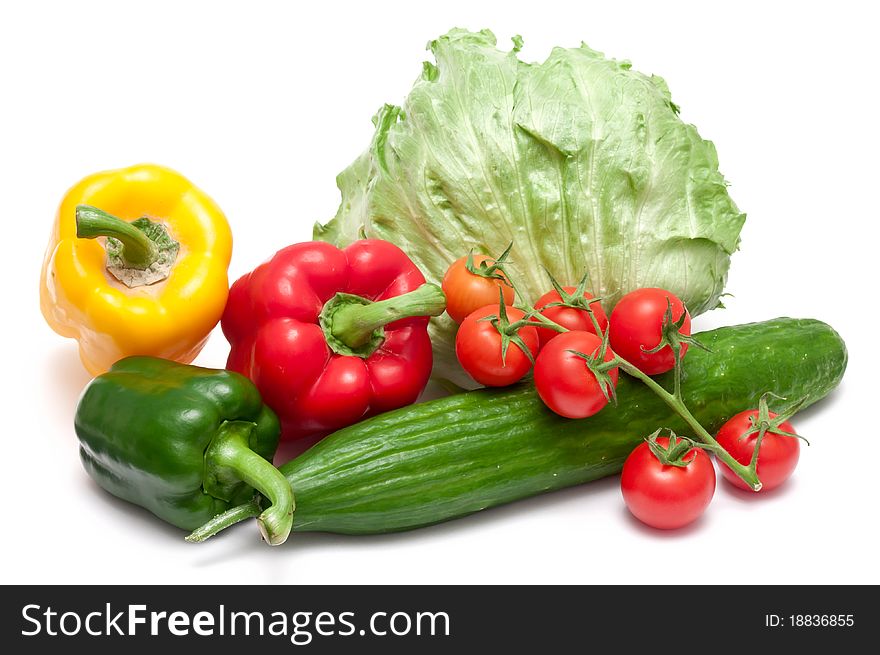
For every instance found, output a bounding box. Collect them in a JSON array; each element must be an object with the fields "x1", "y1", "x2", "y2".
[{"x1": 268, "y1": 318, "x2": 847, "y2": 535}]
